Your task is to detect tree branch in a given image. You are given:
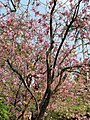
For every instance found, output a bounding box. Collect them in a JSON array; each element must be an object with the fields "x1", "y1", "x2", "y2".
[
  {"x1": 10, "y1": 0, "x2": 16, "y2": 12},
  {"x1": 46, "y1": 0, "x2": 57, "y2": 86},
  {"x1": 7, "y1": 59, "x2": 39, "y2": 112},
  {"x1": 52, "y1": 0, "x2": 82, "y2": 79},
  {"x1": 52, "y1": 63, "x2": 89, "y2": 93},
  {"x1": 50, "y1": 0, "x2": 57, "y2": 50}
]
